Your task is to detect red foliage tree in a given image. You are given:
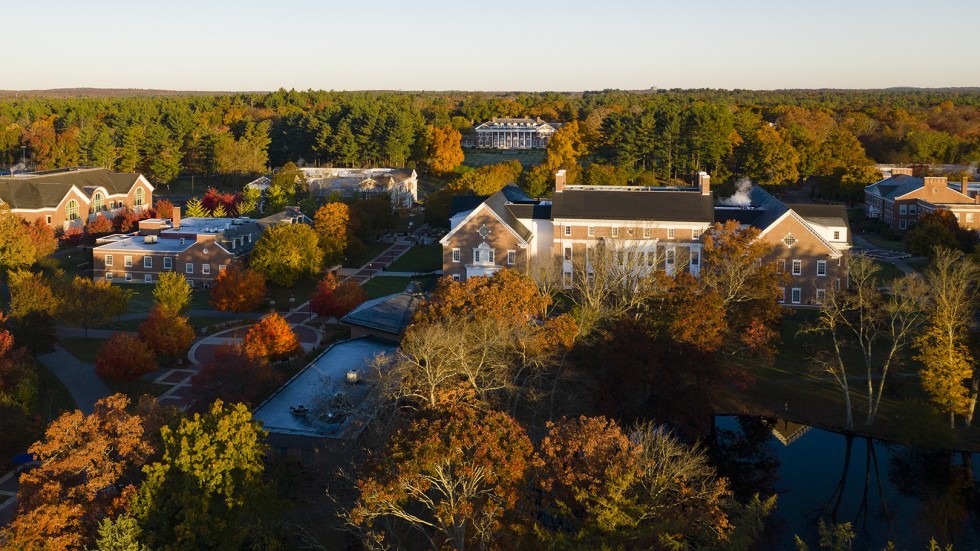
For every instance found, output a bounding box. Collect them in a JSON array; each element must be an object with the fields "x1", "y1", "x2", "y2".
[
  {"x1": 138, "y1": 306, "x2": 196, "y2": 357},
  {"x1": 242, "y1": 313, "x2": 301, "y2": 362},
  {"x1": 95, "y1": 334, "x2": 158, "y2": 381},
  {"x1": 112, "y1": 209, "x2": 142, "y2": 233},
  {"x1": 59, "y1": 225, "x2": 84, "y2": 245},
  {"x1": 27, "y1": 218, "x2": 58, "y2": 258},
  {"x1": 86, "y1": 213, "x2": 114, "y2": 236},
  {"x1": 154, "y1": 199, "x2": 174, "y2": 219},
  {"x1": 188, "y1": 344, "x2": 283, "y2": 411},
  {"x1": 210, "y1": 264, "x2": 267, "y2": 312},
  {"x1": 309, "y1": 273, "x2": 368, "y2": 319},
  {"x1": 202, "y1": 188, "x2": 239, "y2": 216}
]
